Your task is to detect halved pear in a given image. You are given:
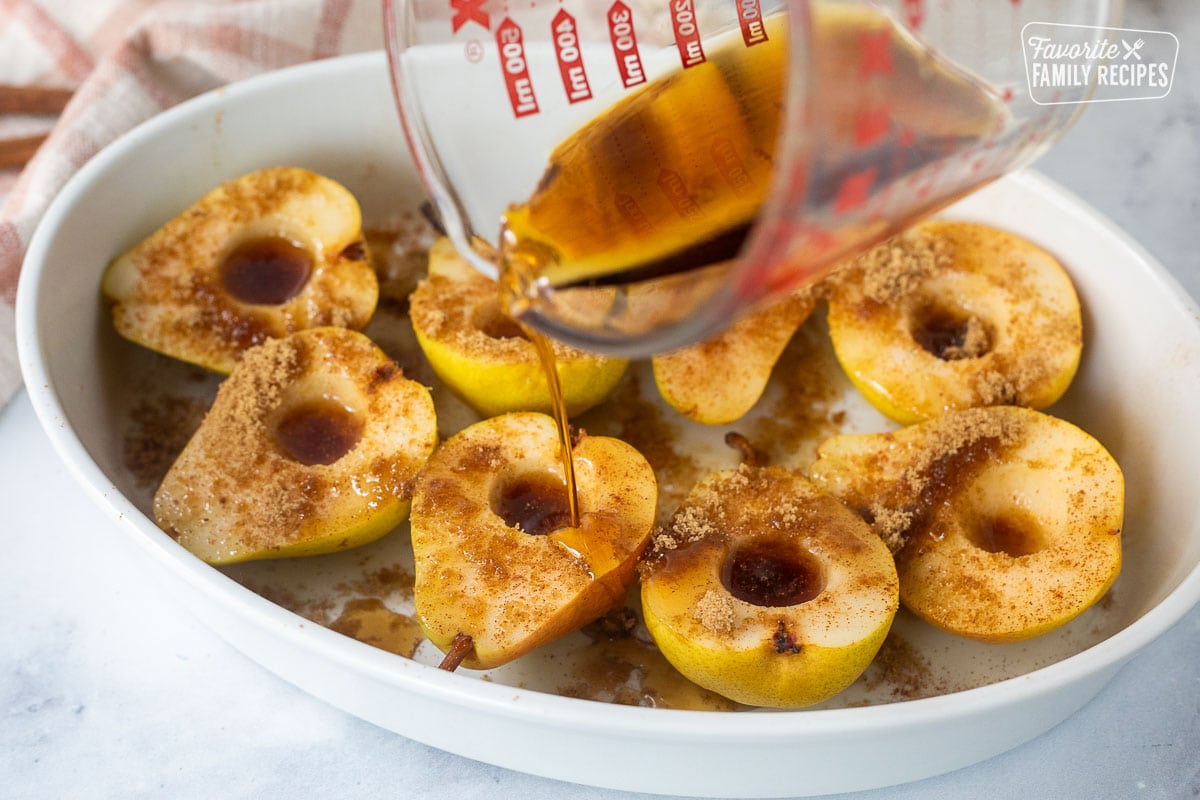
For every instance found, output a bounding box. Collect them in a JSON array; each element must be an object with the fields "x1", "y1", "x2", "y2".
[
  {"x1": 102, "y1": 167, "x2": 378, "y2": 373},
  {"x1": 154, "y1": 327, "x2": 437, "y2": 564},
  {"x1": 807, "y1": 406, "x2": 1123, "y2": 642},
  {"x1": 826, "y1": 221, "x2": 1082, "y2": 424},
  {"x1": 408, "y1": 238, "x2": 627, "y2": 418},
  {"x1": 410, "y1": 411, "x2": 657, "y2": 669},
  {"x1": 651, "y1": 289, "x2": 817, "y2": 424},
  {"x1": 640, "y1": 466, "x2": 898, "y2": 708}
]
